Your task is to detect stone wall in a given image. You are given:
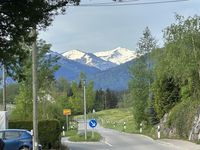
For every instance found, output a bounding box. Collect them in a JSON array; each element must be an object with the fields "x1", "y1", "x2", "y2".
[
  {"x1": 158, "y1": 106, "x2": 200, "y2": 141},
  {"x1": 189, "y1": 106, "x2": 200, "y2": 141}
]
